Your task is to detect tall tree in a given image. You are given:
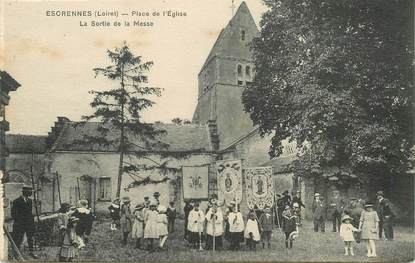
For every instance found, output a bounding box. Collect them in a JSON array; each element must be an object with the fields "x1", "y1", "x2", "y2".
[
  {"x1": 242, "y1": 0, "x2": 413, "y2": 185},
  {"x1": 82, "y1": 42, "x2": 167, "y2": 198}
]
